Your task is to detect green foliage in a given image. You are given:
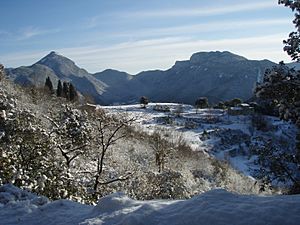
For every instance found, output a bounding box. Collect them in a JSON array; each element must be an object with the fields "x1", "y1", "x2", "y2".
[
  {"x1": 62, "y1": 81, "x2": 69, "y2": 99},
  {"x1": 279, "y1": 0, "x2": 300, "y2": 61},
  {"x1": 56, "y1": 80, "x2": 63, "y2": 97},
  {"x1": 195, "y1": 97, "x2": 209, "y2": 110},
  {"x1": 224, "y1": 98, "x2": 242, "y2": 107},
  {"x1": 69, "y1": 83, "x2": 78, "y2": 101},
  {"x1": 214, "y1": 101, "x2": 226, "y2": 109},
  {"x1": 45, "y1": 76, "x2": 54, "y2": 93},
  {"x1": 140, "y1": 96, "x2": 149, "y2": 108},
  {"x1": 254, "y1": 63, "x2": 300, "y2": 193}
]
